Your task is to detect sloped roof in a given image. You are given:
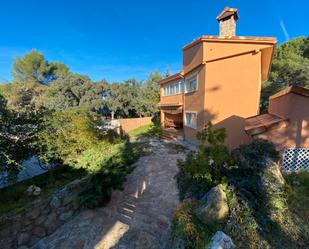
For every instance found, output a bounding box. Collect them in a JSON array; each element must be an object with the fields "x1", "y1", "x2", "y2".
[
  {"x1": 269, "y1": 86, "x2": 309, "y2": 100},
  {"x1": 158, "y1": 72, "x2": 184, "y2": 85},
  {"x1": 245, "y1": 113, "x2": 287, "y2": 136},
  {"x1": 216, "y1": 7, "x2": 239, "y2": 21}
]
